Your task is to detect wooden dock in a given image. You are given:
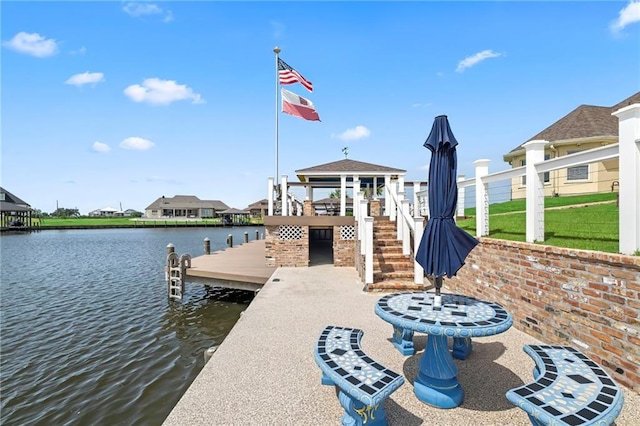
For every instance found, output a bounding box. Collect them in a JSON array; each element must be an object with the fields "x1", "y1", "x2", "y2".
[{"x1": 184, "y1": 240, "x2": 276, "y2": 292}]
